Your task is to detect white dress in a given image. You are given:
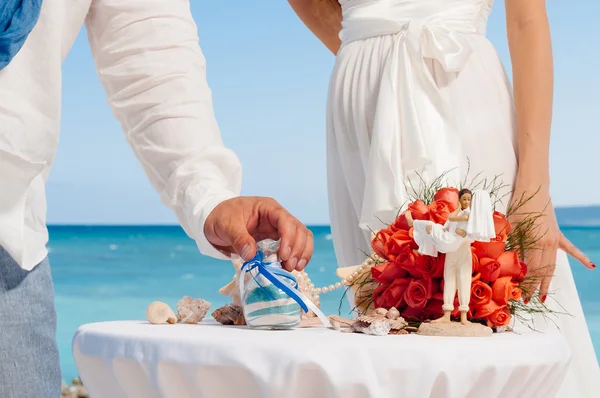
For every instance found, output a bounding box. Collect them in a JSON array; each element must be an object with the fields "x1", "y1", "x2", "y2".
[{"x1": 327, "y1": 0, "x2": 599, "y2": 395}]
